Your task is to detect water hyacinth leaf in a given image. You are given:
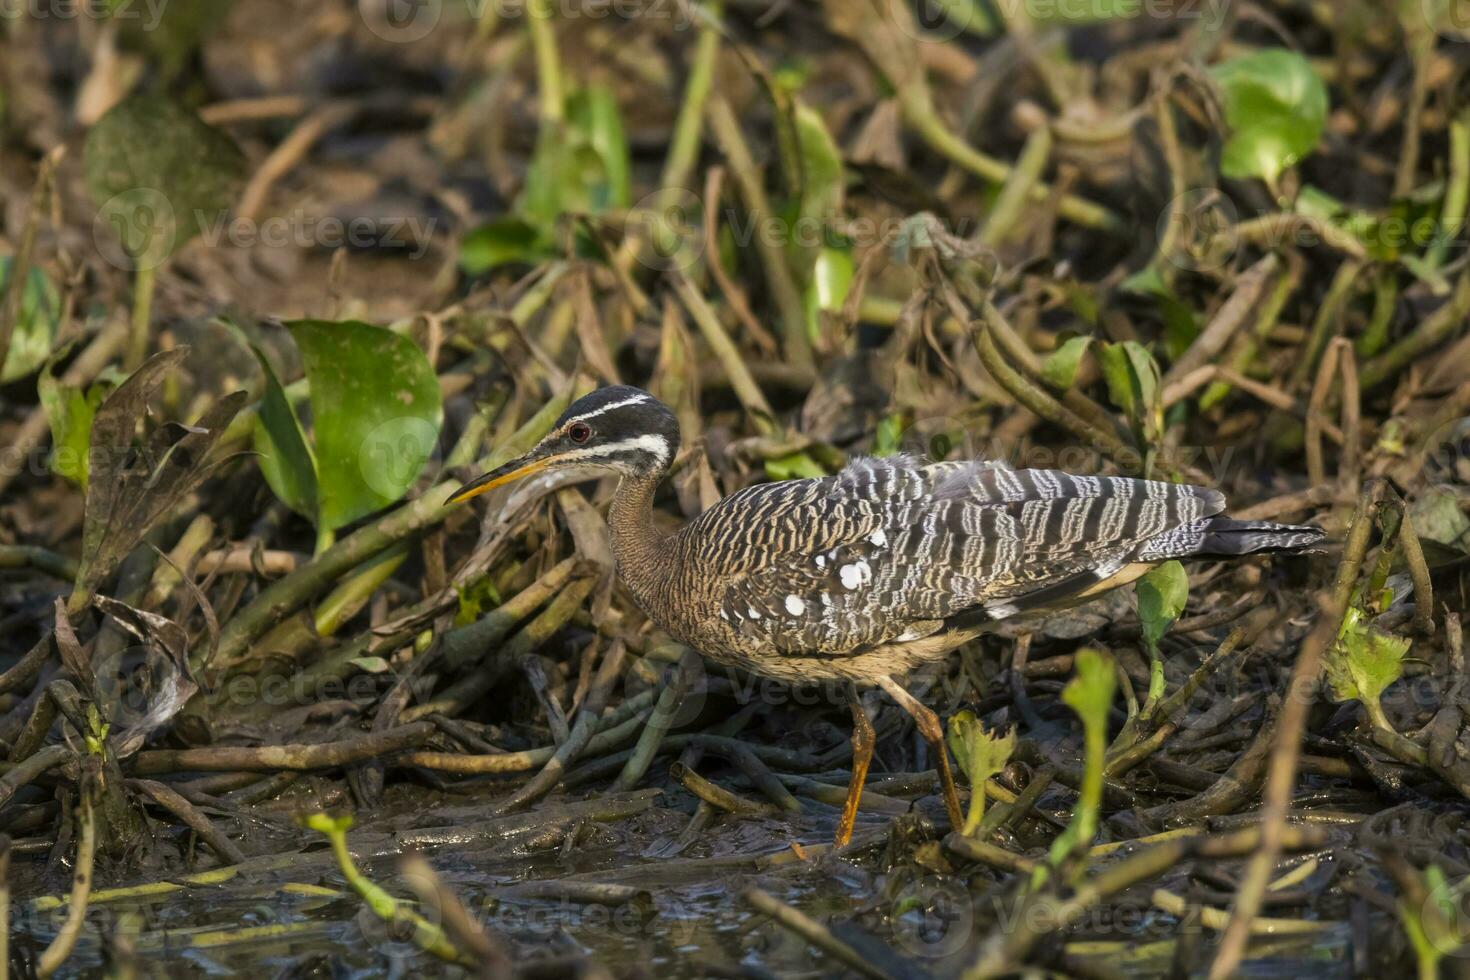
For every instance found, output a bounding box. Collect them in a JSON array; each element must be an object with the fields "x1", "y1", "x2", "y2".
[
  {"x1": 566, "y1": 86, "x2": 631, "y2": 211},
  {"x1": 1326, "y1": 607, "x2": 1409, "y2": 730},
  {"x1": 287, "y1": 320, "x2": 443, "y2": 534},
  {"x1": 1041, "y1": 335, "x2": 1092, "y2": 390},
  {"x1": 1211, "y1": 49, "x2": 1328, "y2": 187},
  {"x1": 1062, "y1": 646, "x2": 1117, "y2": 738},
  {"x1": 1120, "y1": 267, "x2": 1199, "y2": 359},
  {"x1": 1039, "y1": 647, "x2": 1115, "y2": 883},
  {"x1": 251, "y1": 347, "x2": 317, "y2": 519},
  {"x1": 1136, "y1": 560, "x2": 1188, "y2": 651},
  {"x1": 946, "y1": 711, "x2": 1016, "y2": 835},
  {"x1": 520, "y1": 89, "x2": 631, "y2": 233},
  {"x1": 1295, "y1": 184, "x2": 1390, "y2": 259},
  {"x1": 519, "y1": 124, "x2": 576, "y2": 234},
  {"x1": 83, "y1": 95, "x2": 246, "y2": 265},
  {"x1": 38, "y1": 362, "x2": 111, "y2": 488},
  {"x1": 804, "y1": 245, "x2": 854, "y2": 341},
  {"x1": 1098, "y1": 340, "x2": 1162, "y2": 439},
  {"x1": 1097, "y1": 341, "x2": 1138, "y2": 416},
  {"x1": 764, "y1": 451, "x2": 827, "y2": 481},
  {"x1": 459, "y1": 218, "x2": 551, "y2": 276},
  {"x1": 1409, "y1": 488, "x2": 1470, "y2": 555},
  {"x1": 793, "y1": 102, "x2": 846, "y2": 230},
  {"x1": 348, "y1": 656, "x2": 393, "y2": 675},
  {"x1": 0, "y1": 257, "x2": 61, "y2": 381},
  {"x1": 873, "y1": 413, "x2": 907, "y2": 457}
]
